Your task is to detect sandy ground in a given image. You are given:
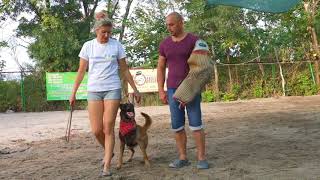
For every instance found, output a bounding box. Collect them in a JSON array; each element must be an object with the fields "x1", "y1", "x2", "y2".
[{"x1": 1, "y1": 96, "x2": 320, "y2": 179}]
